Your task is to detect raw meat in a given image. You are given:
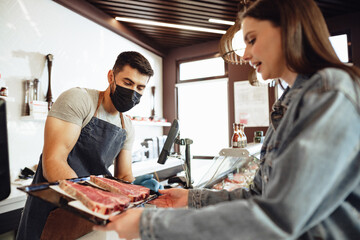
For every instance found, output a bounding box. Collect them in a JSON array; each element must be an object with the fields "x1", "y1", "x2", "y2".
[
  {"x1": 226, "y1": 173, "x2": 246, "y2": 184},
  {"x1": 213, "y1": 181, "x2": 245, "y2": 191},
  {"x1": 90, "y1": 176, "x2": 150, "y2": 202},
  {"x1": 212, "y1": 173, "x2": 252, "y2": 191},
  {"x1": 59, "y1": 180, "x2": 130, "y2": 215}
]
